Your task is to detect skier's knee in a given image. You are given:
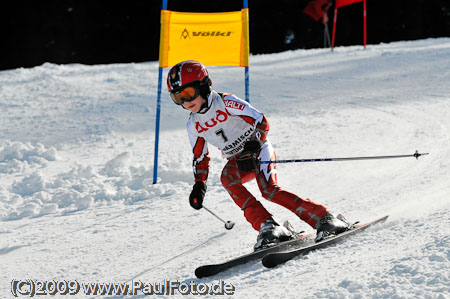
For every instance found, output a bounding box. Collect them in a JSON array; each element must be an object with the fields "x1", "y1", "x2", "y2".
[
  {"x1": 260, "y1": 184, "x2": 281, "y2": 200},
  {"x1": 220, "y1": 170, "x2": 228, "y2": 187}
]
